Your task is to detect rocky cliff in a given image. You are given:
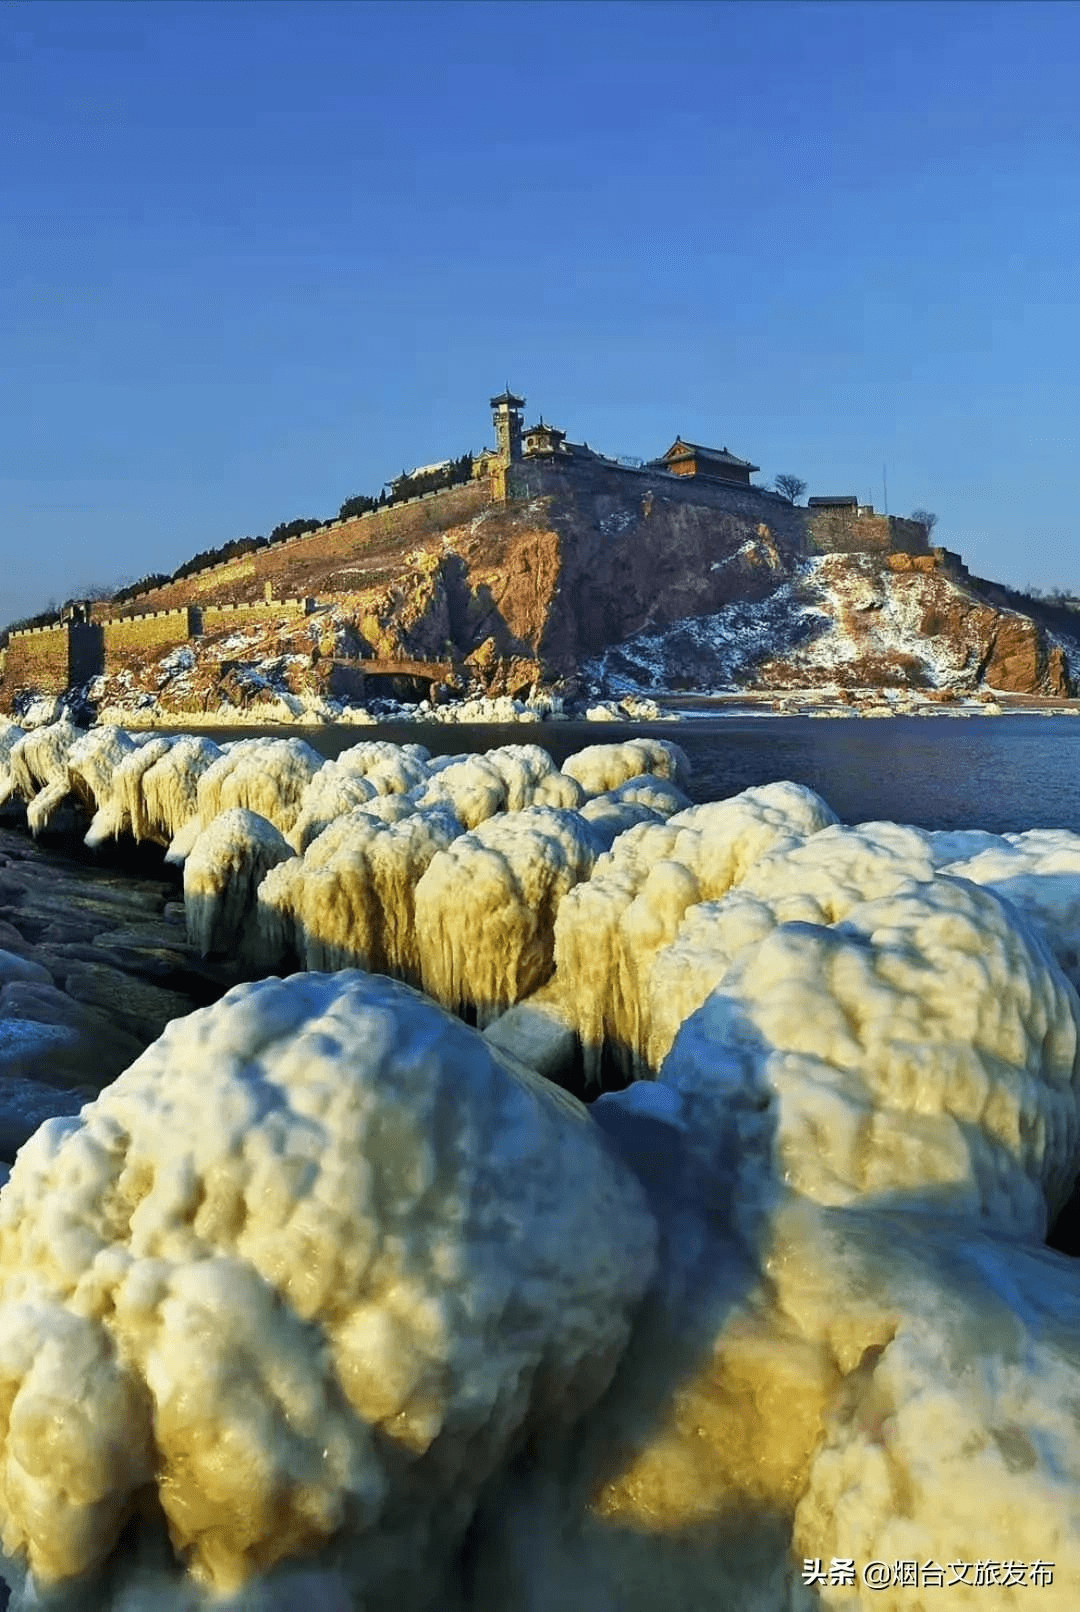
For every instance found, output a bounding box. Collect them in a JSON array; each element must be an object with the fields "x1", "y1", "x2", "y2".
[
  {"x1": 6, "y1": 476, "x2": 1079, "y2": 713},
  {"x1": 259, "y1": 480, "x2": 1078, "y2": 700}
]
